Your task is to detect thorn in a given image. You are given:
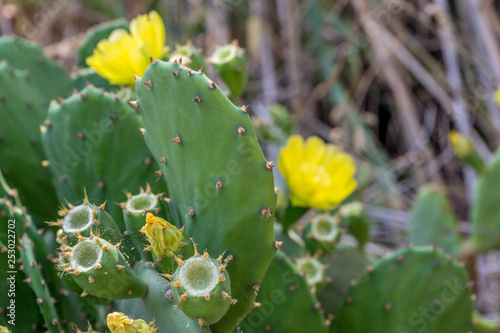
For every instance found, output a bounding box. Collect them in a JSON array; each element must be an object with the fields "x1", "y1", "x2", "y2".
[
  {"x1": 198, "y1": 318, "x2": 204, "y2": 327},
  {"x1": 144, "y1": 80, "x2": 152, "y2": 87},
  {"x1": 240, "y1": 105, "x2": 249, "y2": 112},
  {"x1": 160, "y1": 273, "x2": 174, "y2": 280},
  {"x1": 194, "y1": 96, "x2": 201, "y2": 103},
  {"x1": 95, "y1": 263, "x2": 102, "y2": 269},
  {"x1": 202, "y1": 250, "x2": 209, "y2": 259},
  {"x1": 275, "y1": 241, "x2": 283, "y2": 250},
  {"x1": 81, "y1": 291, "x2": 88, "y2": 297},
  {"x1": 88, "y1": 276, "x2": 94, "y2": 284},
  {"x1": 199, "y1": 66, "x2": 204, "y2": 73},
  {"x1": 172, "y1": 280, "x2": 182, "y2": 287},
  {"x1": 204, "y1": 294, "x2": 210, "y2": 301},
  {"x1": 150, "y1": 57, "x2": 158, "y2": 63},
  {"x1": 102, "y1": 243, "x2": 109, "y2": 250},
  {"x1": 160, "y1": 157, "x2": 166, "y2": 163},
  {"x1": 171, "y1": 136, "x2": 181, "y2": 143},
  {"x1": 222, "y1": 291, "x2": 230, "y2": 299},
  {"x1": 209, "y1": 81, "x2": 216, "y2": 89},
  {"x1": 134, "y1": 74, "x2": 141, "y2": 82},
  {"x1": 216, "y1": 181, "x2": 222, "y2": 189},
  {"x1": 254, "y1": 302, "x2": 261, "y2": 308},
  {"x1": 175, "y1": 256, "x2": 184, "y2": 266},
  {"x1": 191, "y1": 238, "x2": 199, "y2": 257},
  {"x1": 218, "y1": 274, "x2": 226, "y2": 282},
  {"x1": 129, "y1": 100, "x2": 138, "y2": 107},
  {"x1": 237, "y1": 127, "x2": 245, "y2": 134},
  {"x1": 261, "y1": 205, "x2": 272, "y2": 218},
  {"x1": 140, "y1": 128, "x2": 146, "y2": 135},
  {"x1": 253, "y1": 285, "x2": 260, "y2": 295},
  {"x1": 179, "y1": 292, "x2": 188, "y2": 302},
  {"x1": 275, "y1": 187, "x2": 279, "y2": 195},
  {"x1": 76, "y1": 132, "x2": 84, "y2": 140},
  {"x1": 116, "y1": 265, "x2": 124, "y2": 270},
  {"x1": 172, "y1": 71, "x2": 178, "y2": 77}
]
